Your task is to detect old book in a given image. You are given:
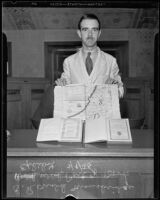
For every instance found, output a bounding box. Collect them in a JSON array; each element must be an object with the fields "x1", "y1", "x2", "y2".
[
  {"x1": 36, "y1": 117, "x2": 83, "y2": 143},
  {"x1": 54, "y1": 84, "x2": 121, "y2": 120},
  {"x1": 36, "y1": 117, "x2": 132, "y2": 145},
  {"x1": 84, "y1": 117, "x2": 132, "y2": 145}
]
